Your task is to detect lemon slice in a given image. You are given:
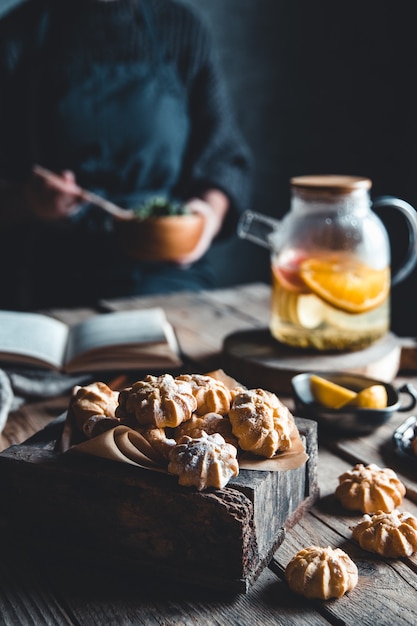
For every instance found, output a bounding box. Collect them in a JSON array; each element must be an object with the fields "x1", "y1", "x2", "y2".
[
  {"x1": 300, "y1": 256, "x2": 390, "y2": 314},
  {"x1": 349, "y1": 384, "x2": 388, "y2": 409},
  {"x1": 276, "y1": 289, "x2": 293, "y2": 322},
  {"x1": 310, "y1": 374, "x2": 357, "y2": 409},
  {"x1": 293, "y1": 294, "x2": 326, "y2": 329},
  {"x1": 277, "y1": 290, "x2": 325, "y2": 329}
]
